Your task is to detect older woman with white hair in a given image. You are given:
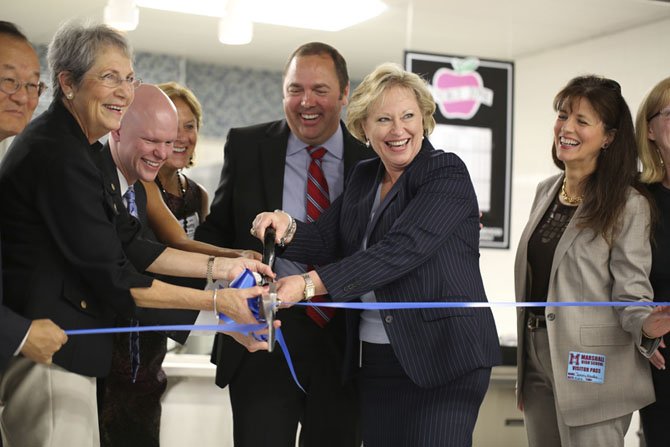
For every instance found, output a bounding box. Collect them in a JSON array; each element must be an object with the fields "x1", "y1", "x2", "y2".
[{"x1": 0, "y1": 21, "x2": 270, "y2": 447}]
